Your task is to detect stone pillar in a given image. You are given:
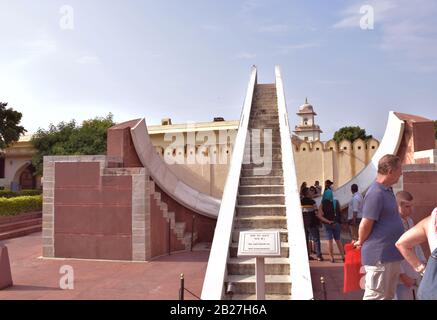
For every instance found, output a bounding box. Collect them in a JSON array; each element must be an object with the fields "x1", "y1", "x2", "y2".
[{"x1": 42, "y1": 158, "x2": 55, "y2": 257}]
